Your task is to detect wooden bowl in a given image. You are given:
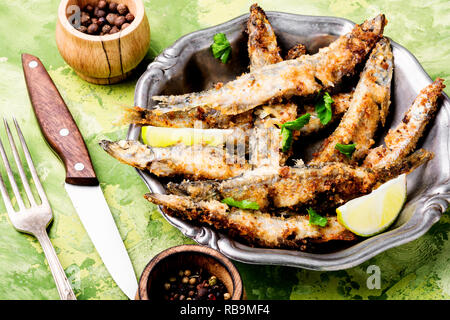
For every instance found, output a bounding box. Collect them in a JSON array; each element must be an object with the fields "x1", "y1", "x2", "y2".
[
  {"x1": 136, "y1": 245, "x2": 244, "y2": 300},
  {"x1": 56, "y1": 0, "x2": 150, "y2": 84}
]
